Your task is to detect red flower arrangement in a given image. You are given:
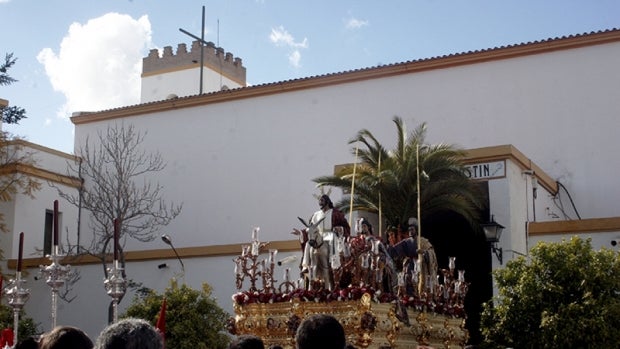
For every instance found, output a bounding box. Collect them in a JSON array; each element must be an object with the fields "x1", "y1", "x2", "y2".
[{"x1": 232, "y1": 285, "x2": 466, "y2": 318}]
